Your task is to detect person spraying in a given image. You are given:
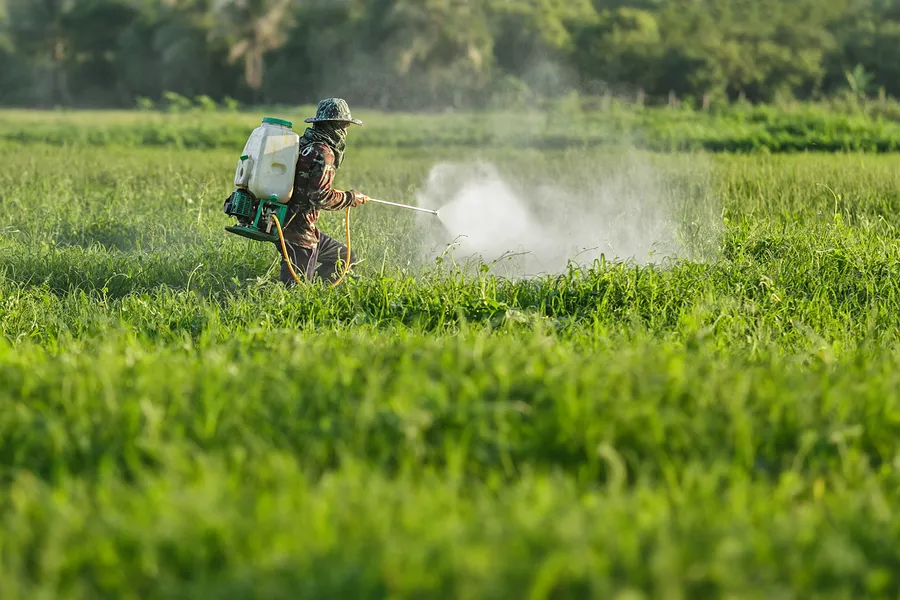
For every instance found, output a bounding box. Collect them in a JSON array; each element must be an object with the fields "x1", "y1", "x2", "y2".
[
  {"x1": 222, "y1": 98, "x2": 437, "y2": 287},
  {"x1": 278, "y1": 98, "x2": 370, "y2": 286}
]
